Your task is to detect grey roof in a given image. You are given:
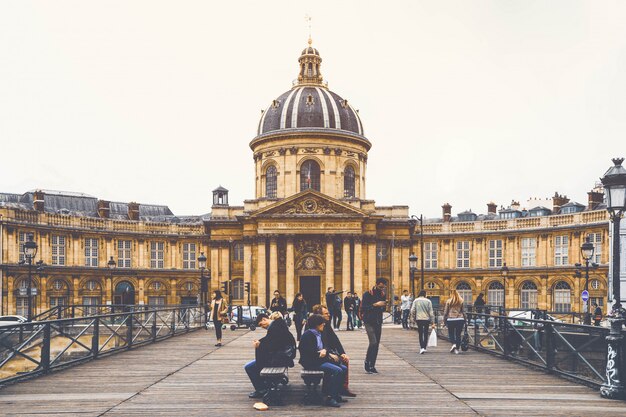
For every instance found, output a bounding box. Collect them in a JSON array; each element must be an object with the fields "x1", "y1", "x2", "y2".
[
  {"x1": 257, "y1": 87, "x2": 364, "y2": 137},
  {"x1": 529, "y1": 206, "x2": 551, "y2": 212},
  {"x1": 561, "y1": 201, "x2": 585, "y2": 208}
]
